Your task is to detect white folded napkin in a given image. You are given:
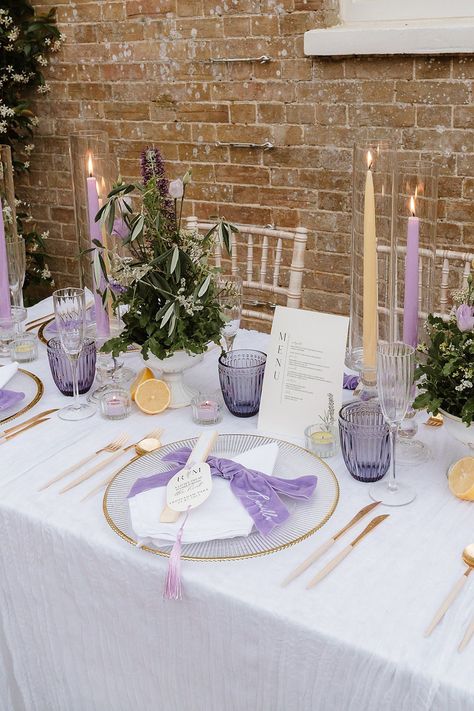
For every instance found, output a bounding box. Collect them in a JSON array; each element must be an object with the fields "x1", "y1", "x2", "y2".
[
  {"x1": 129, "y1": 442, "x2": 280, "y2": 545},
  {"x1": 0, "y1": 362, "x2": 19, "y2": 389}
]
